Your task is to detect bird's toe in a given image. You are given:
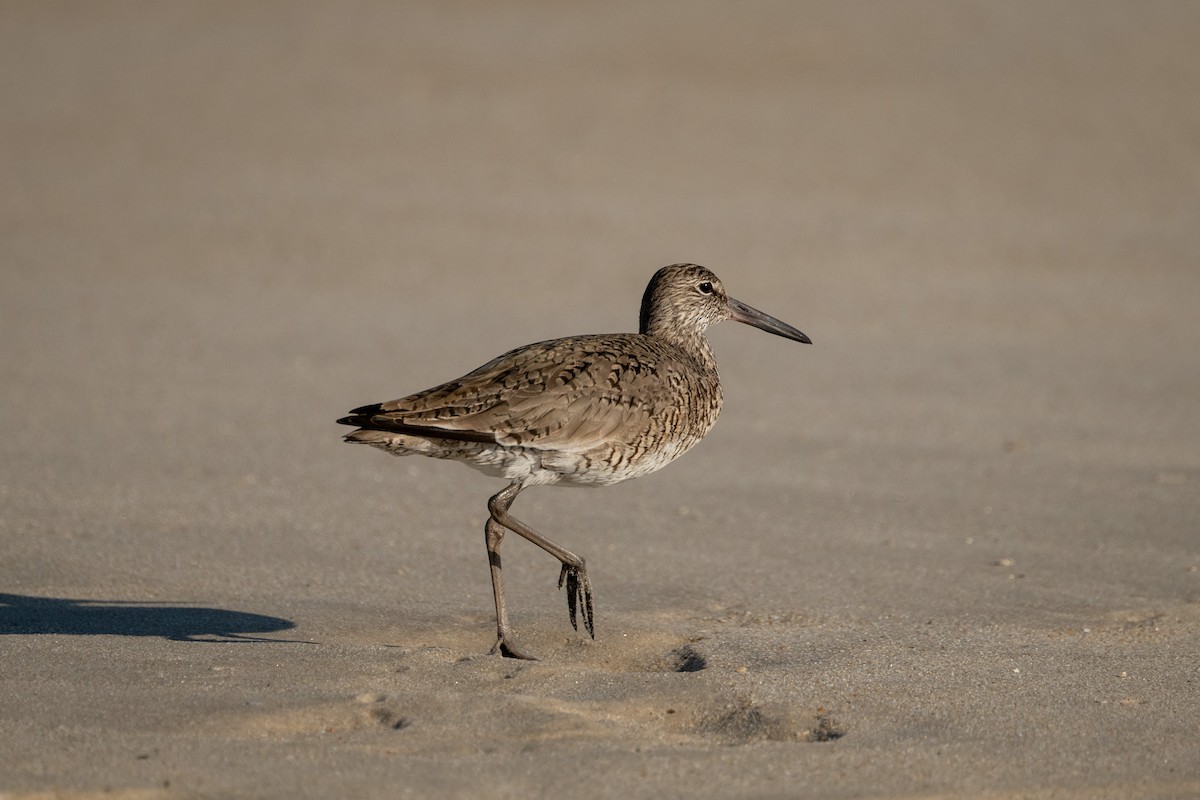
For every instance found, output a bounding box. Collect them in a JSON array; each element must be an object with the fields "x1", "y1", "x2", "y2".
[
  {"x1": 490, "y1": 636, "x2": 538, "y2": 661},
  {"x1": 558, "y1": 562, "x2": 595, "y2": 639}
]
